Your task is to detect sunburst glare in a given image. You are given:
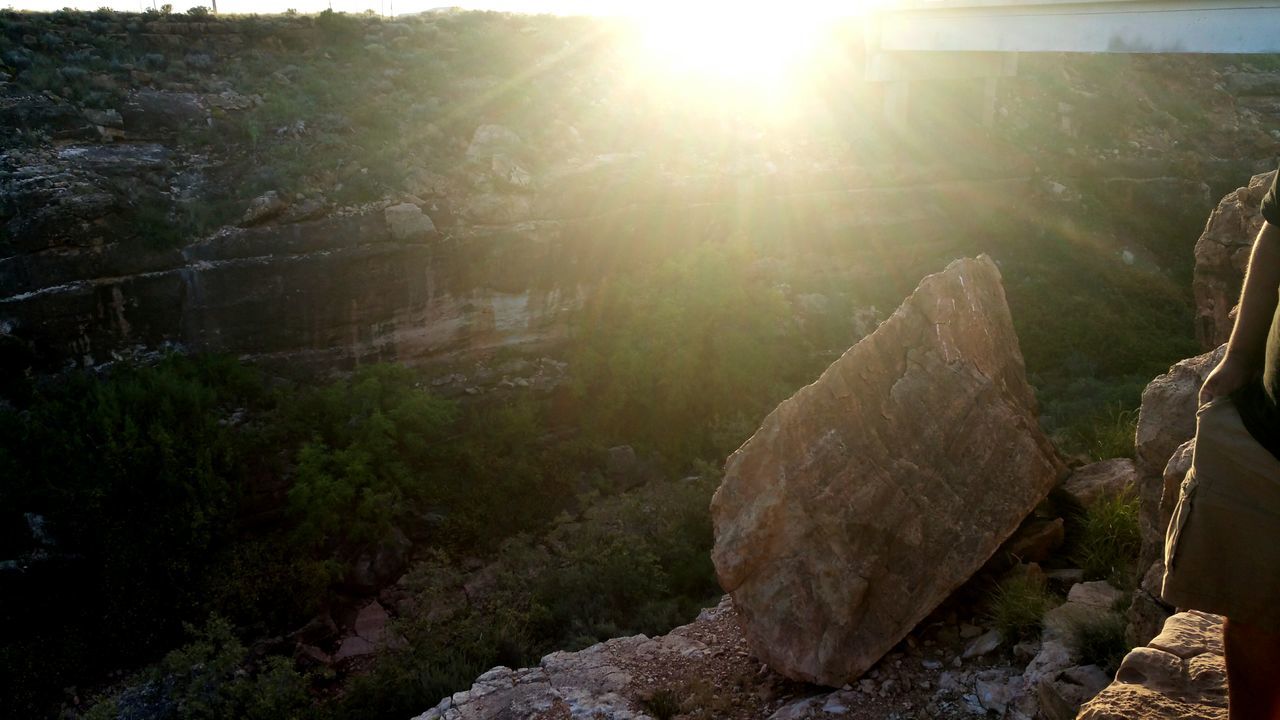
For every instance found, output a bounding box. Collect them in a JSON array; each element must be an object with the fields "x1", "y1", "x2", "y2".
[{"x1": 622, "y1": 1, "x2": 872, "y2": 119}]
